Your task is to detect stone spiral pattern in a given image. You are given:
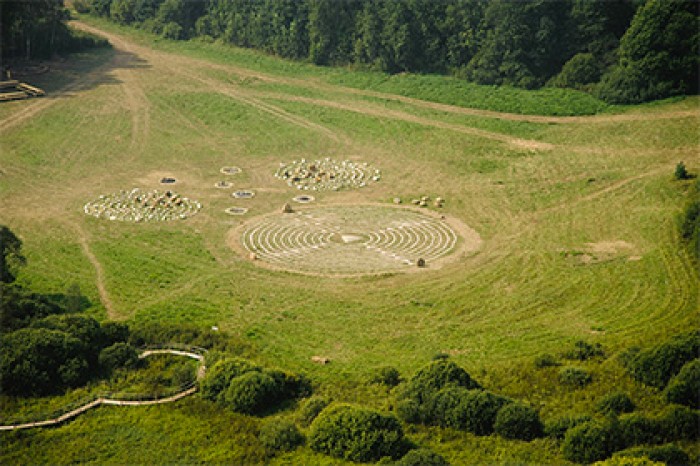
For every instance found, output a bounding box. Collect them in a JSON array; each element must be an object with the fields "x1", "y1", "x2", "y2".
[{"x1": 241, "y1": 206, "x2": 458, "y2": 274}]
